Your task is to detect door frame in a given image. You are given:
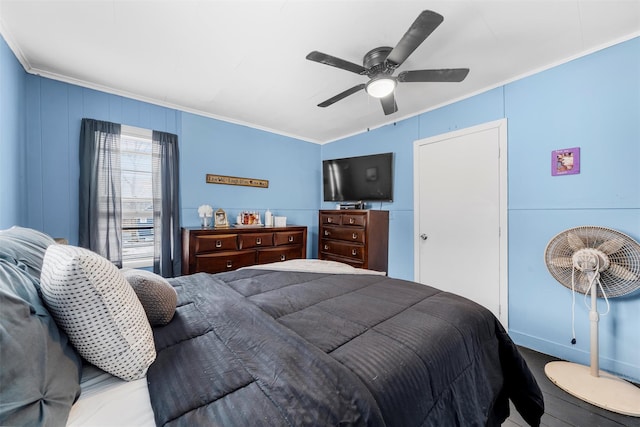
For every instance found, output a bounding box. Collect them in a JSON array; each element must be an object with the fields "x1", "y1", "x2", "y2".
[{"x1": 412, "y1": 119, "x2": 508, "y2": 326}]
